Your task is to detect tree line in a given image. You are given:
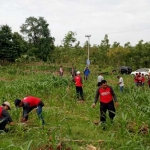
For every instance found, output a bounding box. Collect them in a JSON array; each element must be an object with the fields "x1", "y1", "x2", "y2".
[{"x1": 0, "y1": 16, "x2": 150, "y2": 70}]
